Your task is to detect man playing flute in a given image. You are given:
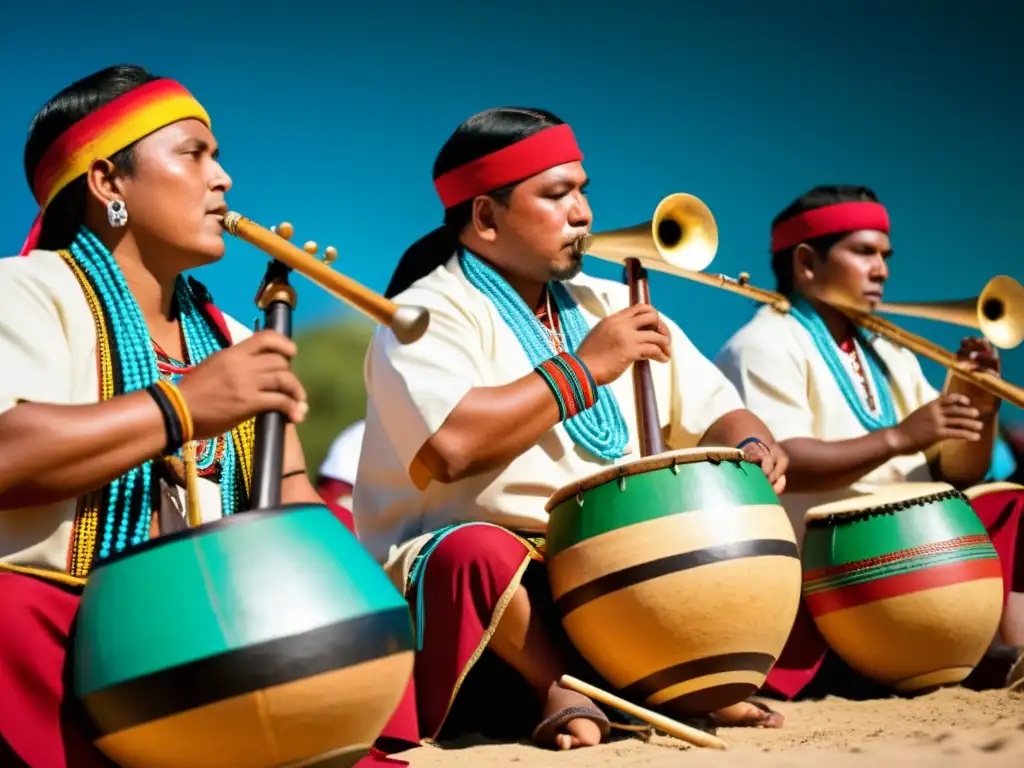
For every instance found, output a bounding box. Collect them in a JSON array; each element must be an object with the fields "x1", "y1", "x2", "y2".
[{"x1": 715, "y1": 184, "x2": 1024, "y2": 698}]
